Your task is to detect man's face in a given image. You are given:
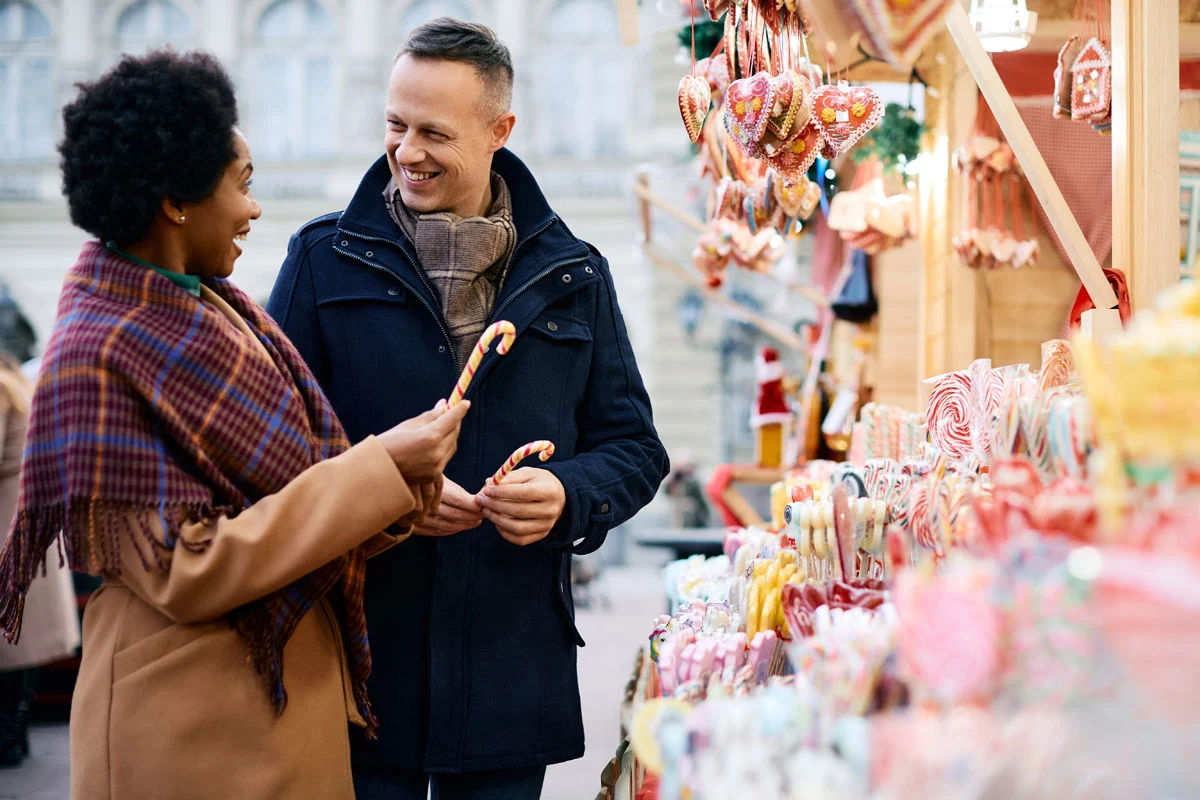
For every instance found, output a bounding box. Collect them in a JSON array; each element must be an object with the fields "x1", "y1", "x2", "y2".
[{"x1": 385, "y1": 55, "x2": 513, "y2": 218}]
